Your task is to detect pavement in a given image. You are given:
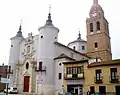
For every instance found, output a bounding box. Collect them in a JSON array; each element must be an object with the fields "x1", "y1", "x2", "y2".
[
  {"x1": 0, "y1": 92, "x2": 38, "y2": 95},
  {"x1": 0, "y1": 92, "x2": 23, "y2": 95}
]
